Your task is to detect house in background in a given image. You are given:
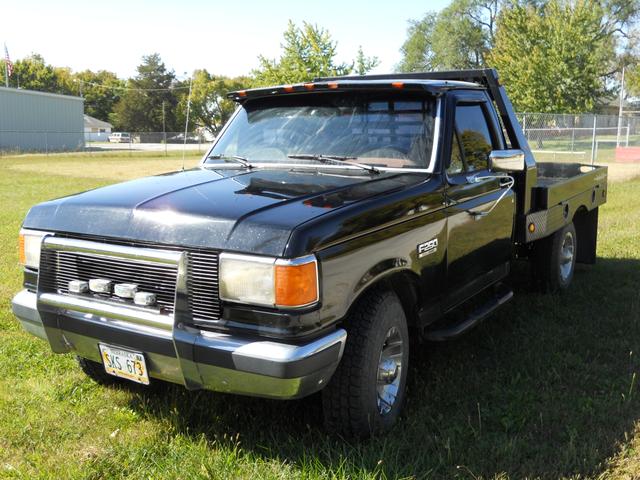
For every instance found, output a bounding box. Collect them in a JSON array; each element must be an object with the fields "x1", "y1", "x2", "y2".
[{"x1": 84, "y1": 114, "x2": 112, "y2": 142}]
